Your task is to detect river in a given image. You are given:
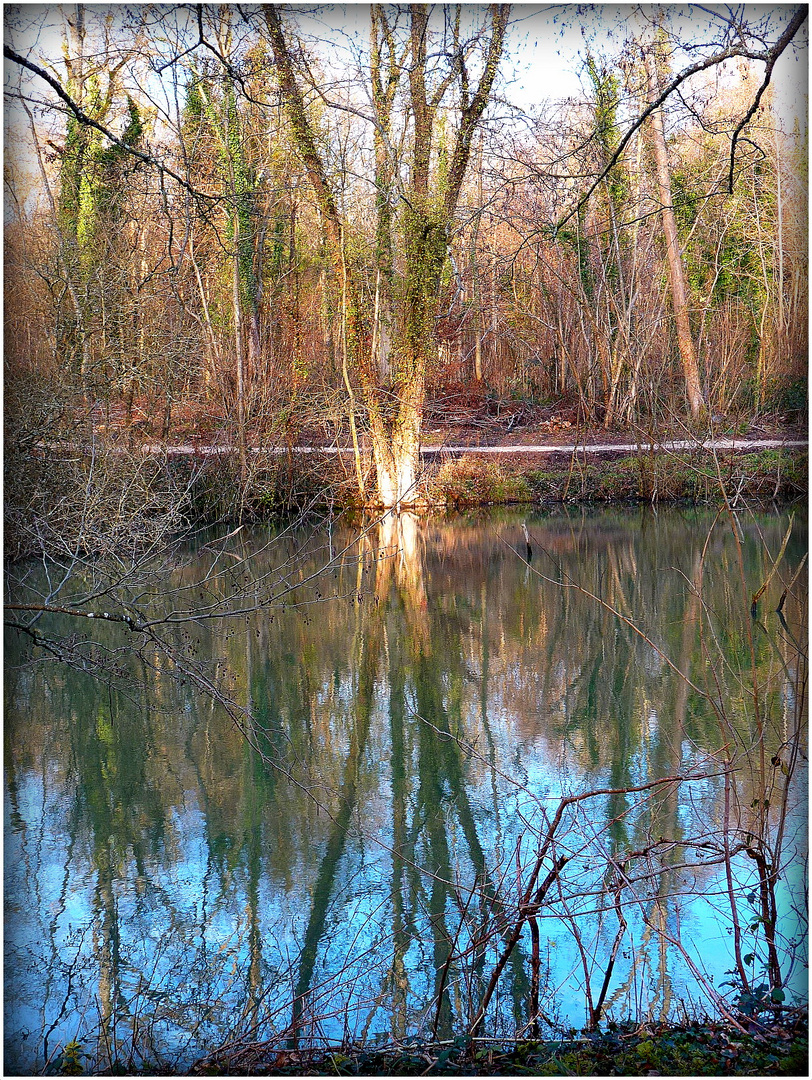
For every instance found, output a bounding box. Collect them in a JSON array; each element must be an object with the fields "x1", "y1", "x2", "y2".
[{"x1": 4, "y1": 507, "x2": 807, "y2": 1073}]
